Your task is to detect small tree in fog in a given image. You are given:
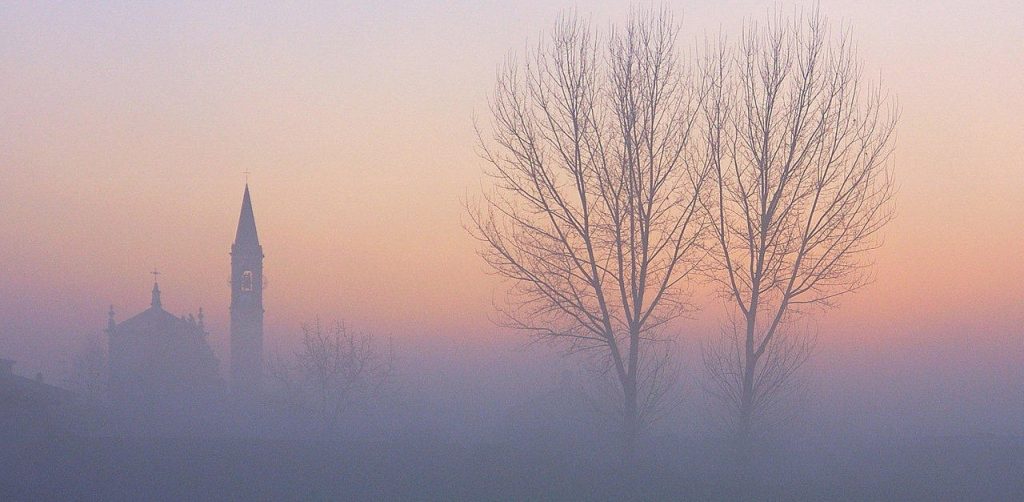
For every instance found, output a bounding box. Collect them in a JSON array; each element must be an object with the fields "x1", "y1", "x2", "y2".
[
  {"x1": 469, "y1": 6, "x2": 711, "y2": 457},
  {"x1": 269, "y1": 319, "x2": 394, "y2": 435},
  {"x1": 699, "y1": 8, "x2": 896, "y2": 460},
  {"x1": 64, "y1": 334, "x2": 108, "y2": 404}
]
